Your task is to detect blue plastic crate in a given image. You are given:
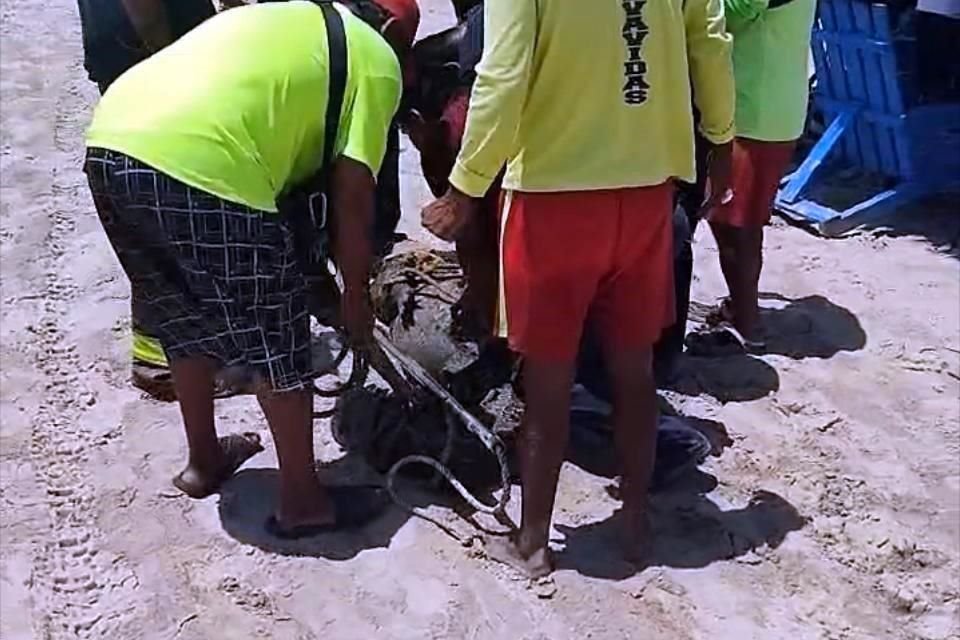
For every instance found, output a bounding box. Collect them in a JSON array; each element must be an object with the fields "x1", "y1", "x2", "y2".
[{"x1": 777, "y1": 0, "x2": 960, "y2": 235}]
